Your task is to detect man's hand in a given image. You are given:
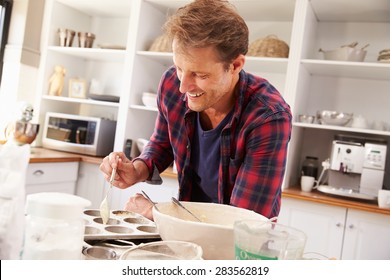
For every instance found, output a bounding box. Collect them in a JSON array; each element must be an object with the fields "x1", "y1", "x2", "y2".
[
  {"x1": 99, "y1": 152, "x2": 149, "y2": 189},
  {"x1": 124, "y1": 193, "x2": 154, "y2": 220}
]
